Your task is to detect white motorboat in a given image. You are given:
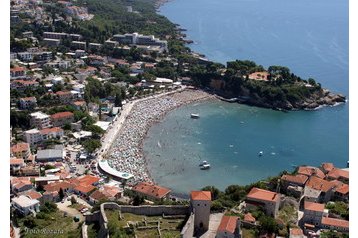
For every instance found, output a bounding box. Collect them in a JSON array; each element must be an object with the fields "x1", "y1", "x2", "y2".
[
  {"x1": 199, "y1": 161, "x2": 211, "y2": 170},
  {"x1": 191, "y1": 114, "x2": 200, "y2": 119}
]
